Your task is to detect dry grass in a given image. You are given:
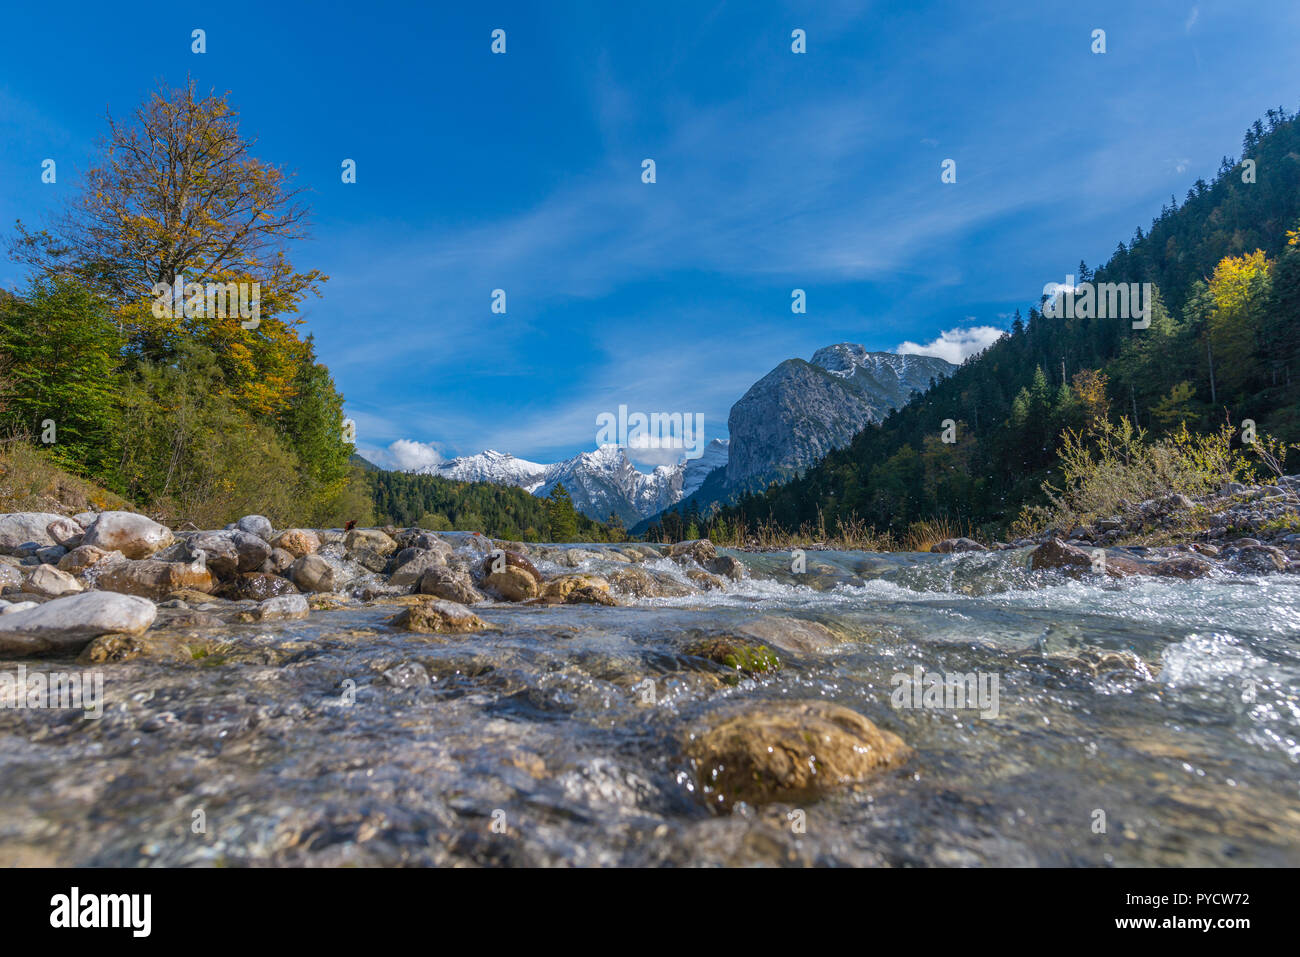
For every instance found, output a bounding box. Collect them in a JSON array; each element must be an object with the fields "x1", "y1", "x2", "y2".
[
  {"x1": 707, "y1": 509, "x2": 899, "y2": 551},
  {"x1": 900, "y1": 516, "x2": 969, "y2": 552},
  {"x1": 0, "y1": 438, "x2": 132, "y2": 516}
]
